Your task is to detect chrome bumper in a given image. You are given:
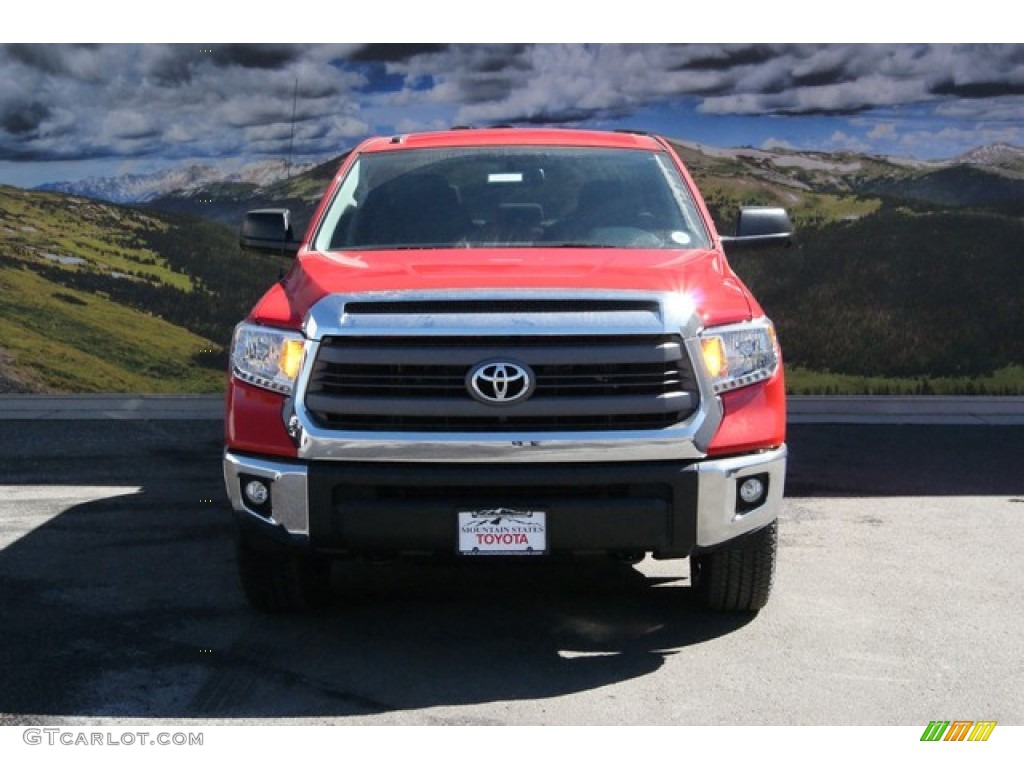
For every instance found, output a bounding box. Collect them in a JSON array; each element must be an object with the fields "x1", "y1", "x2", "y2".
[
  {"x1": 224, "y1": 445, "x2": 786, "y2": 554},
  {"x1": 693, "y1": 446, "x2": 786, "y2": 548},
  {"x1": 223, "y1": 452, "x2": 311, "y2": 537}
]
